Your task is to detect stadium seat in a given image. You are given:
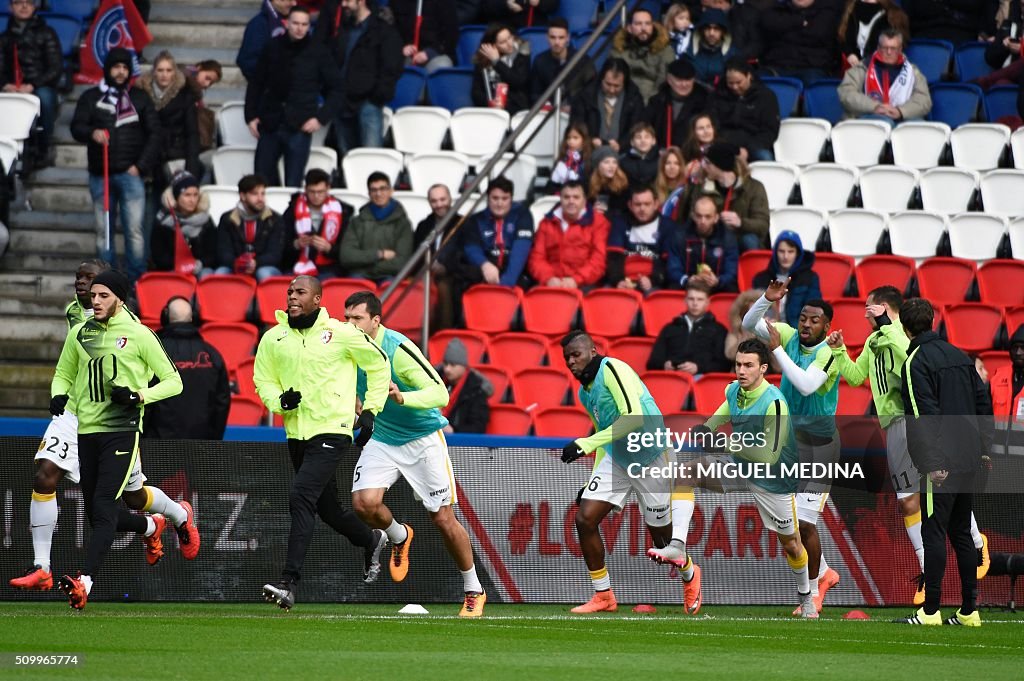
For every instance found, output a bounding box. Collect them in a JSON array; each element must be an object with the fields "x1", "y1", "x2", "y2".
[
  {"x1": 532, "y1": 406, "x2": 593, "y2": 438},
  {"x1": 319, "y1": 278, "x2": 376, "y2": 315},
  {"x1": 797, "y1": 163, "x2": 858, "y2": 211},
  {"x1": 39, "y1": 13, "x2": 81, "y2": 57},
  {"x1": 888, "y1": 211, "x2": 948, "y2": 263},
  {"x1": 428, "y1": 329, "x2": 491, "y2": 366},
  {"x1": 814, "y1": 252, "x2": 855, "y2": 298},
  {"x1": 211, "y1": 146, "x2": 255, "y2": 186},
  {"x1": 574, "y1": 29, "x2": 613, "y2": 71},
  {"x1": 486, "y1": 404, "x2": 532, "y2": 435},
  {"x1": 769, "y1": 207, "x2": 827, "y2": 250},
  {"x1": 984, "y1": 85, "x2": 1019, "y2": 123},
  {"x1": 640, "y1": 371, "x2": 695, "y2": 412},
  {"x1": 828, "y1": 209, "x2": 888, "y2": 262},
  {"x1": 977, "y1": 260, "x2": 1024, "y2": 308},
  {"x1": 228, "y1": 395, "x2": 265, "y2": 426},
  {"x1": 389, "y1": 67, "x2": 427, "y2": 109},
  {"x1": 1010, "y1": 217, "x2": 1024, "y2": 261},
  {"x1": 203, "y1": 185, "x2": 240, "y2": 225},
  {"x1": 456, "y1": 25, "x2": 488, "y2": 66},
  {"x1": 426, "y1": 68, "x2": 474, "y2": 112},
  {"x1": 512, "y1": 368, "x2": 571, "y2": 409},
  {"x1": 554, "y1": 0, "x2": 599, "y2": 33},
  {"x1": 488, "y1": 332, "x2": 549, "y2": 374},
  {"x1": 919, "y1": 167, "x2": 979, "y2": 214},
  {"x1": 830, "y1": 299, "x2": 873, "y2": 352},
  {"x1": 135, "y1": 272, "x2": 195, "y2": 320},
  {"x1": 837, "y1": 381, "x2": 873, "y2": 416},
  {"x1": 391, "y1": 106, "x2": 451, "y2": 156},
  {"x1": 980, "y1": 169, "x2": 1024, "y2": 219},
  {"x1": 773, "y1": 118, "x2": 830, "y2": 165},
  {"x1": 521, "y1": 286, "x2": 582, "y2": 335},
  {"x1": 235, "y1": 356, "x2": 257, "y2": 397},
  {"x1": 342, "y1": 148, "x2": 403, "y2": 190},
  {"x1": 196, "y1": 275, "x2": 256, "y2": 323},
  {"x1": 264, "y1": 187, "x2": 296, "y2": 214},
  {"x1": 761, "y1": 77, "x2": 803, "y2": 119},
  {"x1": 947, "y1": 212, "x2": 1007, "y2": 261},
  {"x1": 609, "y1": 337, "x2": 655, "y2": 375},
  {"x1": 737, "y1": 250, "x2": 772, "y2": 290},
  {"x1": 480, "y1": 153, "x2": 538, "y2": 202},
  {"x1": 802, "y1": 79, "x2": 844, "y2": 125},
  {"x1": 858, "y1": 166, "x2": 919, "y2": 213},
  {"x1": 950, "y1": 123, "x2": 1011, "y2": 171},
  {"x1": 641, "y1": 291, "x2": 686, "y2": 337},
  {"x1": 581, "y1": 289, "x2": 642, "y2": 338},
  {"x1": 462, "y1": 285, "x2": 522, "y2": 332},
  {"x1": 407, "y1": 151, "x2": 469, "y2": 194},
  {"x1": 254, "y1": 275, "x2": 293, "y2": 324},
  {"x1": 380, "y1": 280, "x2": 431, "y2": 341},
  {"x1": 0, "y1": 136, "x2": 17, "y2": 175},
  {"x1": 47, "y1": 0, "x2": 96, "y2": 20},
  {"x1": 518, "y1": 28, "x2": 551, "y2": 64},
  {"x1": 392, "y1": 191, "x2": 432, "y2": 226},
  {"x1": 330, "y1": 188, "x2": 369, "y2": 208},
  {"x1": 855, "y1": 255, "x2": 916, "y2": 297},
  {"x1": 510, "y1": 109, "x2": 568, "y2": 168},
  {"x1": 890, "y1": 121, "x2": 951, "y2": 169},
  {"x1": 1007, "y1": 306, "x2": 1024, "y2": 337},
  {"x1": 664, "y1": 411, "x2": 704, "y2": 433},
  {"x1": 749, "y1": 161, "x2": 798, "y2": 209},
  {"x1": 477, "y1": 365, "x2": 511, "y2": 404},
  {"x1": 202, "y1": 322, "x2": 259, "y2": 373},
  {"x1": 830, "y1": 119, "x2": 891, "y2": 168},
  {"x1": 709, "y1": 293, "x2": 737, "y2": 327},
  {"x1": 692, "y1": 373, "x2": 734, "y2": 413},
  {"x1": 215, "y1": 101, "x2": 252, "y2": 148},
  {"x1": 916, "y1": 257, "x2": 977, "y2": 308},
  {"x1": 905, "y1": 39, "x2": 954, "y2": 82},
  {"x1": 275, "y1": 147, "x2": 337, "y2": 186},
  {"x1": 978, "y1": 349, "x2": 1012, "y2": 378},
  {"x1": 450, "y1": 108, "x2": 509, "y2": 166},
  {"x1": 944, "y1": 303, "x2": 1003, "y2": 352},
  {"x1": 954, "y1": 41, "x2": 992, "y2": 83},
  {"x1": 529, "y1": 195, "x2": 560, "y2": 227},
  {"x1": 929, "y1": 83, "x2": 984, "y2": 128}
]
